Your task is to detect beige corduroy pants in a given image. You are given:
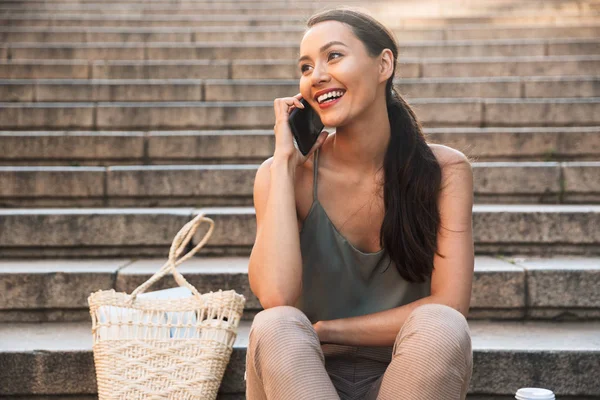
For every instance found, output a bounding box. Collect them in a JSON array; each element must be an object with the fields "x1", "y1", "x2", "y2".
[{"x1": 245, "y1": 303, "x2": 473, "y2": 400}]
